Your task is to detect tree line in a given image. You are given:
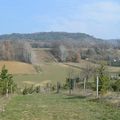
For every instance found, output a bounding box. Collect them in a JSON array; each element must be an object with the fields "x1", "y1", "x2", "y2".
[{"x1": 0, "y1": 40, "x2": 32, "y2": 63}]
